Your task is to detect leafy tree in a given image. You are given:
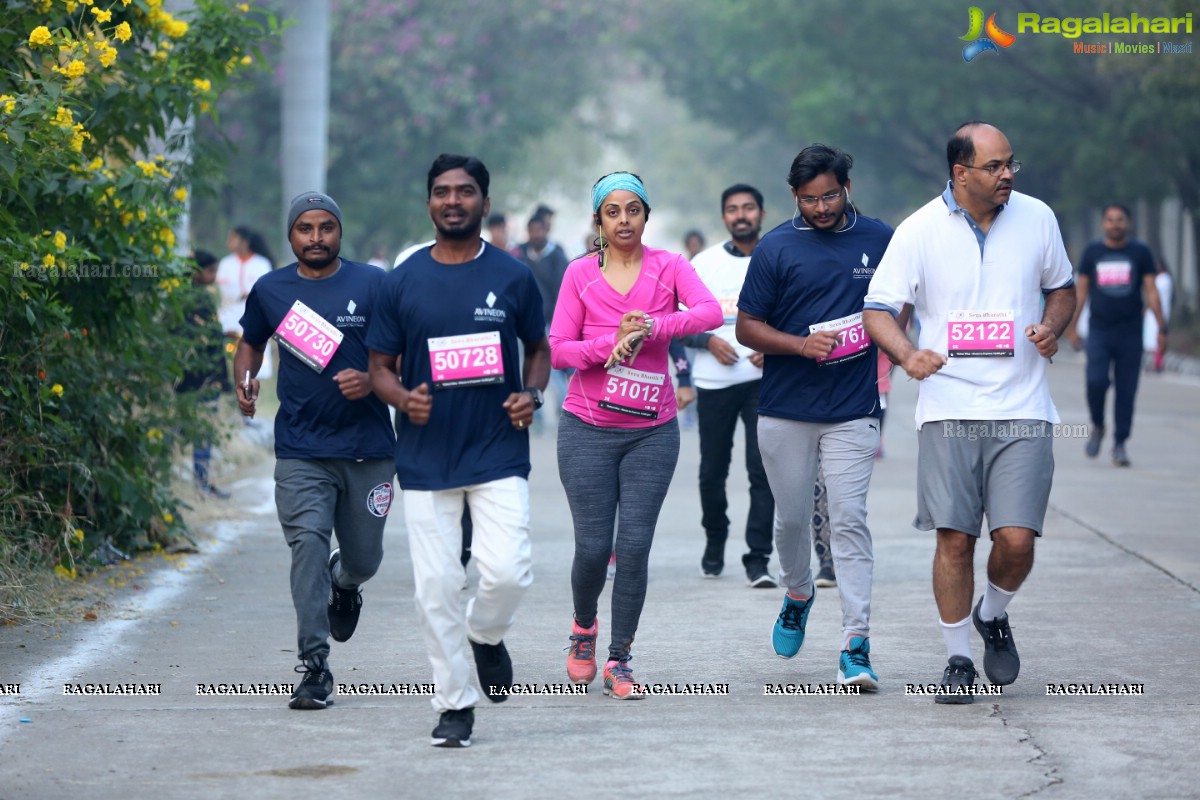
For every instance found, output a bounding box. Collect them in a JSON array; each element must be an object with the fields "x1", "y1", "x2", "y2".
[
  {"x1": 0, "y1": 0, "x2": 276, "y2": 610},
  {"x1": 193, "y1": 0, "x2": 624, "y2": 259}
]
